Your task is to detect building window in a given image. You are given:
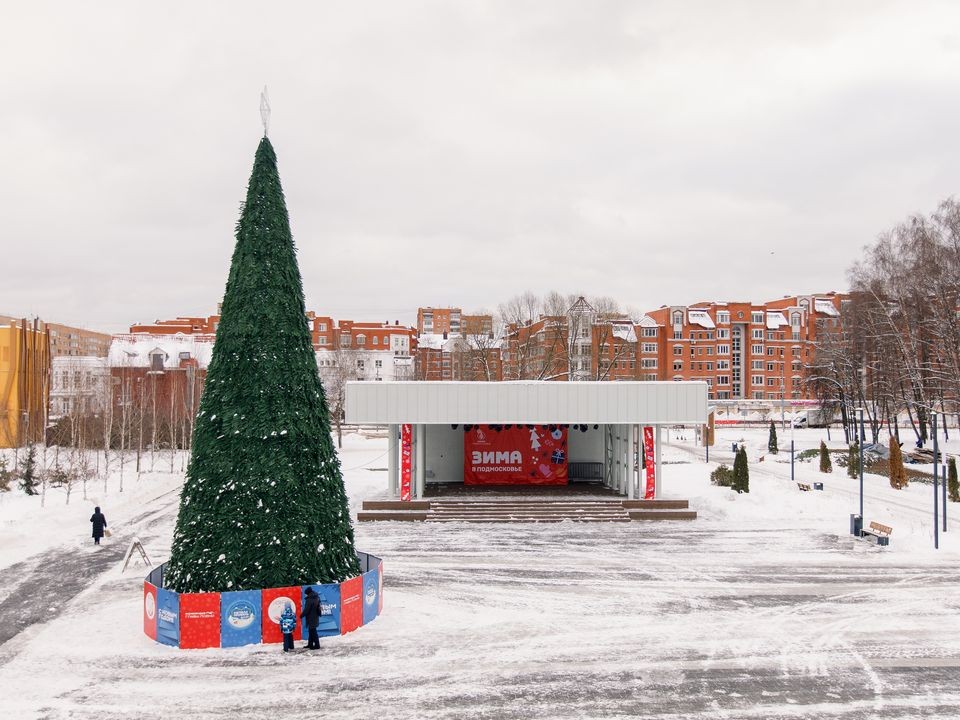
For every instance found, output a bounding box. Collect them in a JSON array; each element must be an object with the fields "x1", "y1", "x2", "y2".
[
  {"x1": 751, "y1": 360, "x2": 764, "y2": 370},
  {"x1": 767, "y1": 377, "x2": 777, "y2": 386},
  {"x1": 673, "y1": 361, "x2": 683, "y2": 371},
  {"x1": 751, "y1": 344, "x2": 763, "y2": 354},
  {"x1": 318, "y1": 323, "x2": 327, "y2": 332},
  {"x1": 706, "y1": 362, "x2": 714, "y2": 371},
  {"x1": 717, "y1": 329, "x2": 729, "y2": 339},
  {"x1": 673, "y1": 346, "x2": 683, "y2": 356},
  {"x1": 641, "y1": 358, "x2": 657, "y2": 369},
  {"x1": 717, "y1": 311, "x2": 730, "y2": 324},
  {"x1": 752, "y1": 375, "x2": 764, "y2": 385},
  {"x1": 318, "y1": 337, "x2": 327, "y2": 345},
  {"x1": 705, "y1": 347, "x2": 714, "y2": 355},
  {"x1": 372, "y1": 337, "x2": 379, "y2": 345},
  {"x1": 356, "y1": 359, "x2": 365, "y2": 370},
  {"x1": 751, "y1": 312, "x2": 763, "y2": 324},
  {"x1": 672, "y1": 311, "x2": 683, "y2": 325},
  {"x1": 673, "y1": 330, "x2": 682, "y2": 340},
  {"x1": 340, "y1": 335, "x2": 351, "y2": 347},
  {"x1": 642, "y1": 327, "x2": 658, "y2": 337},
  {"x1": 375, "y1": 359, "x2": 382, "y2": 368},
  {"x1": 642, "y1": 343, "x2": 657, "y2": 353},
  {"x1": 717, "y1": 375, "x2": 729, "y2": 385},
  {"x1": 357, "y1": 334, "x2": 366, "y2": 346},
  {"x1": 752, "y1": 329, "x2": 764, "y2": 340},
  {"x1": 717, "y1": 344, "x2": 730, "y2": 354}
]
